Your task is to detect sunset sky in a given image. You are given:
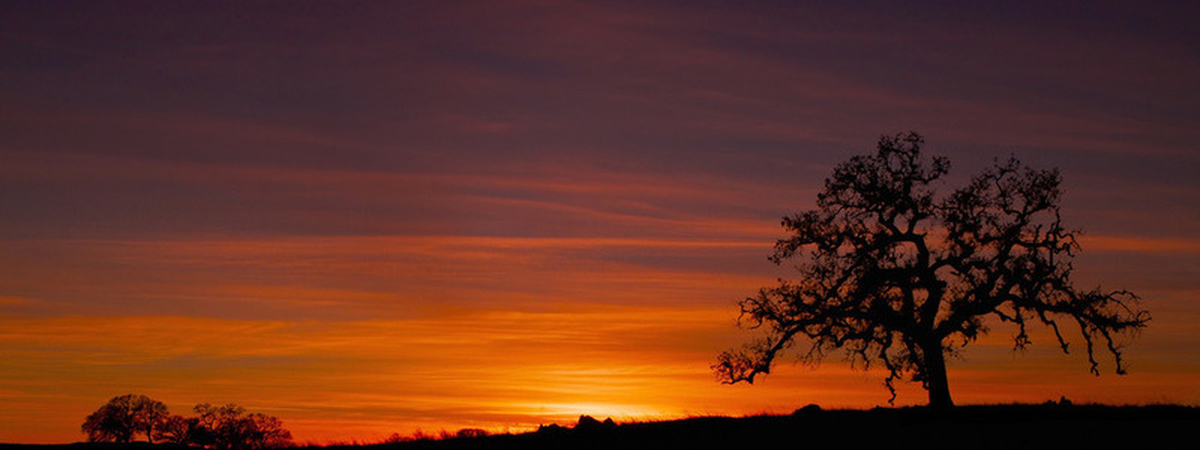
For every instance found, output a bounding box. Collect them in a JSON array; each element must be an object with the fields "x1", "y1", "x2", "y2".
[{"x1": 2, "y1": 0, "x2": 1198, "y2": 444}]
